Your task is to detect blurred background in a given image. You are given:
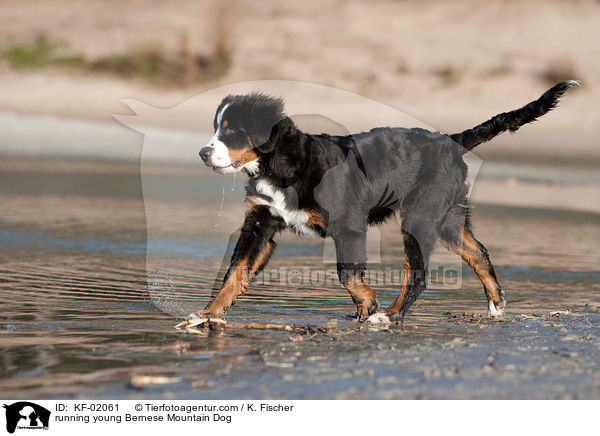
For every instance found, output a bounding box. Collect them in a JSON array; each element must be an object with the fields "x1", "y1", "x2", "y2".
[
  {"x1": 1, "y1": 0, "x2": 599, "y2": 399},
  {"x1": 1, "y1": 0, "x2": 599, "y2": 205}
]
